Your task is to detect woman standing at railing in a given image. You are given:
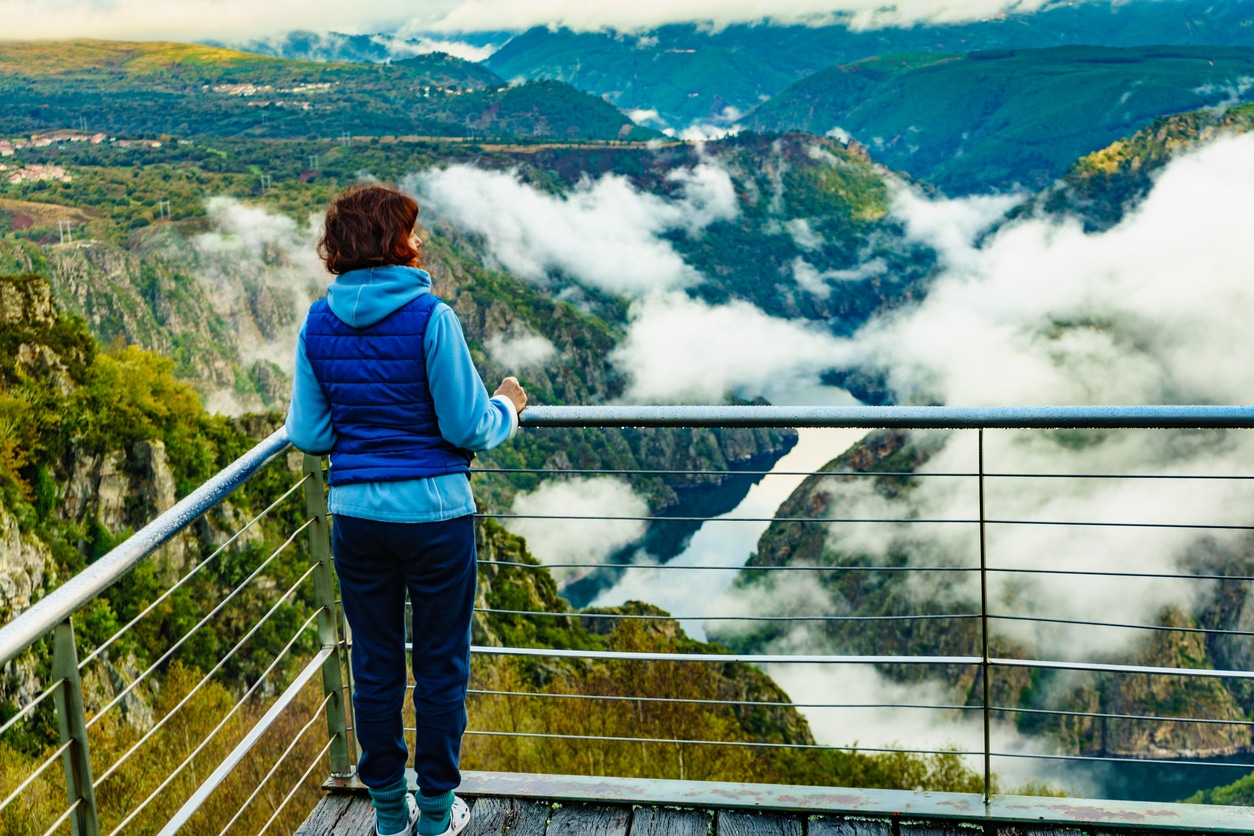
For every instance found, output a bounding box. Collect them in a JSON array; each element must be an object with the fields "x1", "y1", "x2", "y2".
[{"x1": 285, "y1": 185, "x2": 527, "y2": 836}]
